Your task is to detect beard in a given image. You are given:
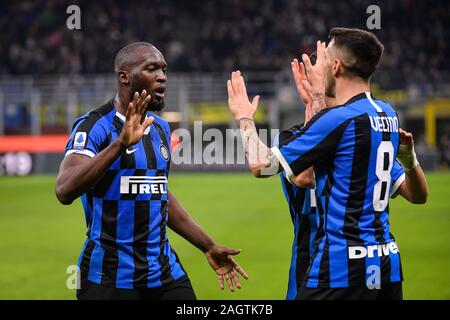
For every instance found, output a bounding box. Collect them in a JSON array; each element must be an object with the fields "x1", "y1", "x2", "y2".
[
  {"x1": 130, "y1": 76, "x2": 166, "y2": 112},
  {"x1": 147, "y1": 98, "x2": 165, "y2": 112},
  {"x1": 325, "y1": 68, "x2": 336, "y2": 98}
]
